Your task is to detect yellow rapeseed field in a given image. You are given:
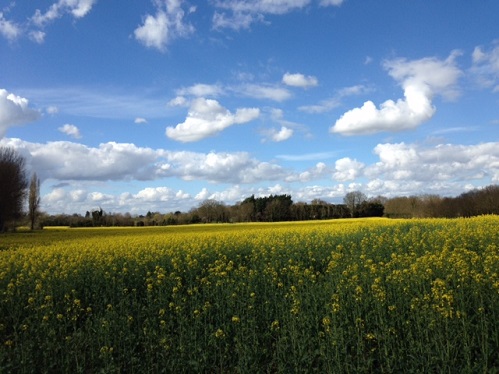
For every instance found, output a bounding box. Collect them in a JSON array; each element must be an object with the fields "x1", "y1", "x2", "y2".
[{"x1": 1, "y1": 216, "x2": 498, "y2": 372}]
